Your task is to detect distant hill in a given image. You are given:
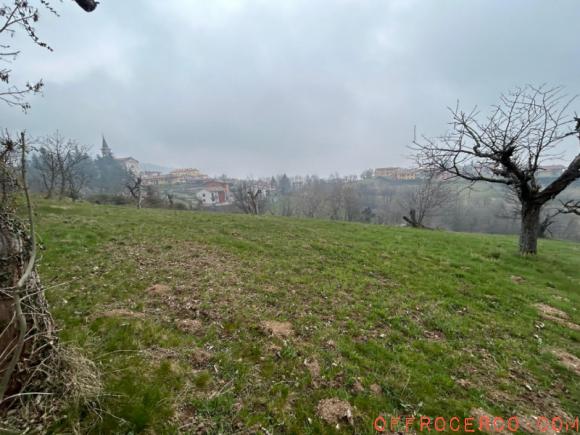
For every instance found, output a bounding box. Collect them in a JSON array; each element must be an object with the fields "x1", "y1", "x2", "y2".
[{"x1": 140, "y1": 162, "x2": 173, "y2": 174}]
